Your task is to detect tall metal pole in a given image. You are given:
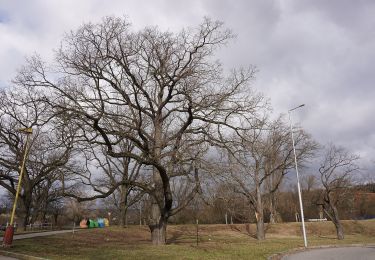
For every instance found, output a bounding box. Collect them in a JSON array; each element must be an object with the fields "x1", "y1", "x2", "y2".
[
  {"x1": 10, "y1": 131, "x2": 32, "y2": 225},
  {"x1": 288, "y1": 105, "x2": 308, "y2": 248},
  {"x1": 2, "y1": 127, "x2": 33, "y2": 247}
]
